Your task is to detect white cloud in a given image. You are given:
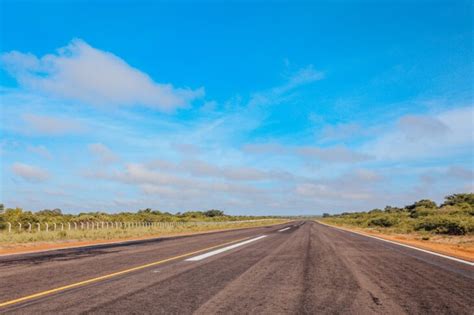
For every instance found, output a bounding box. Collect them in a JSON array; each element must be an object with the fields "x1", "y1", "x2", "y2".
[
  {"x1": 367, "y1": 106, "x2": 474, "y2": 160},
  {"x1": 22, "y1": 113, "x2": 84, "y2": 135},
  {"x1": 242, "y1": 143, "x2": 289, "y2": 155},
  {"x1": 1, "y1": 39, "x2": 204, "y2": 111},
  {"x1": 295, "y1": 183, "x2": 372, "y2": 201},
  {"x1": 319, "y1": 123, "x2": 364, "y2": 142},
  {"x1": 248, "y1": 65, "x2": 324, "y2": 107},
  {"x1": 27, "y1": 145, "x2": 52, "y2": 159},
  {"x1": 11, "y1": 162, "x2": 50, "y2": 182},
  {"x1": 297, "y1": 146, "x2": 373, "y2": 163},
  {"x1": 88, "y1": 162, "x2": 264, "y2": 200},
  {"x1": 398, "y1": 115, "x2": 450, "y2": 140},
  {"x1": 243, "y1": 143, "x2": 372, "y2": 164},
  {"x1": 88, "y1": 143, "x2": 118, "y2": 163}
]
